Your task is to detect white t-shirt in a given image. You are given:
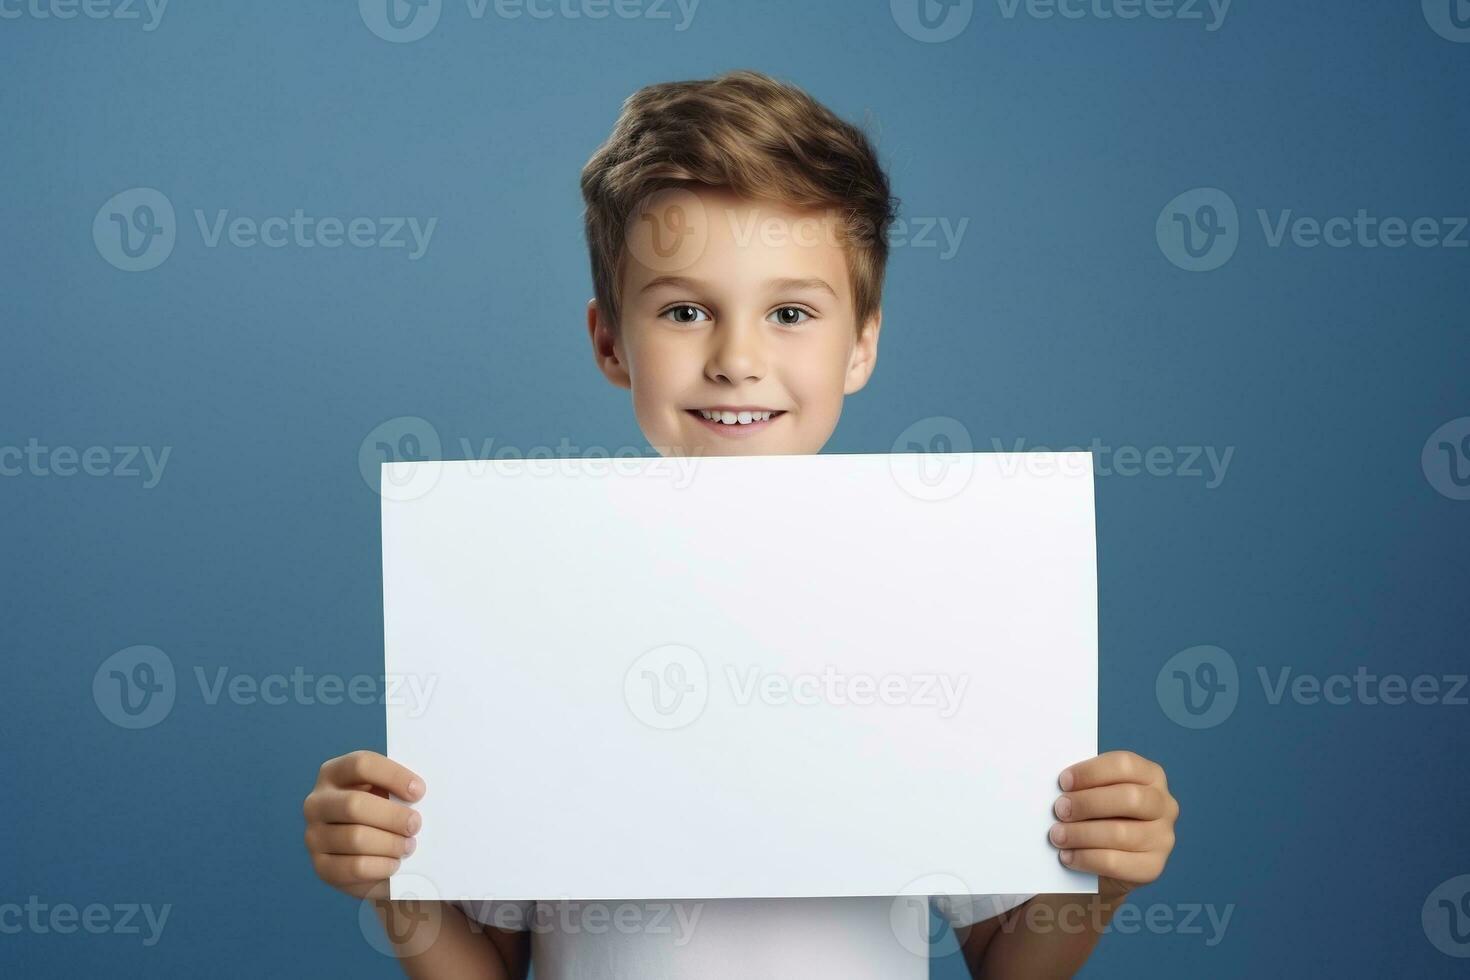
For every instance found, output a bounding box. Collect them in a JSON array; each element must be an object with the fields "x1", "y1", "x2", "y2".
[{"x1": 456, "y1": 894, "x2": 1033, "y2": 979}]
